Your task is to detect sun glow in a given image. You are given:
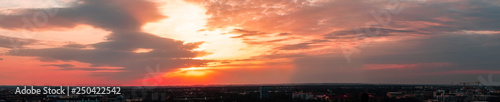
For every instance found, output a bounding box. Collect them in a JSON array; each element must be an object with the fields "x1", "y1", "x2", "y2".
[
  {"x1": 142, "y1": 0, "x2": 266, "y2": 60},
  {"x1": 164, "y1": 67, "x2": 213, "y2": 77},
  {"x1": 180, "y1": 67, "x2": 208, "y2": 71},
  {"x1": 139, "y1": 0, "x2": 276, "y2": 84},
  {"x1": 133, "y1": 48, "x2": 153, "y2": 53}
]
